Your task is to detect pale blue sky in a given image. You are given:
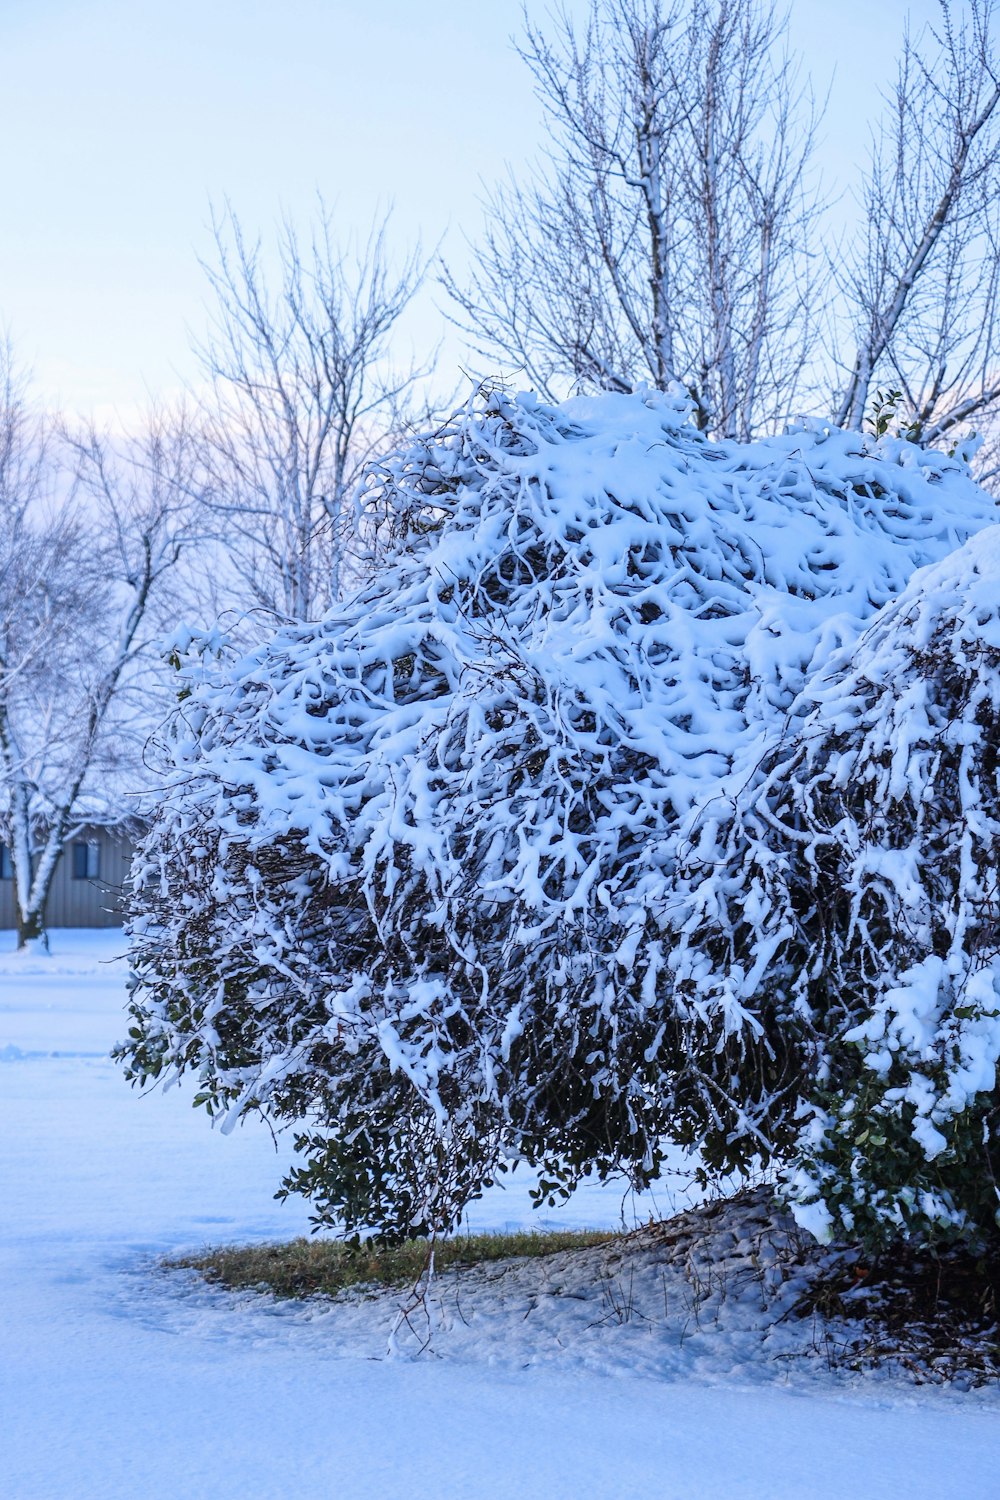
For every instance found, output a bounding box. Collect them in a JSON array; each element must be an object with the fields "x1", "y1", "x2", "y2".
[{"x1": 0, "y1": 0, "x2": 946, "y2": 418}]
